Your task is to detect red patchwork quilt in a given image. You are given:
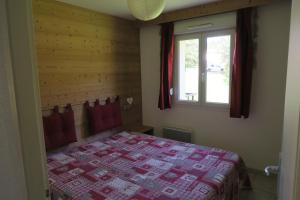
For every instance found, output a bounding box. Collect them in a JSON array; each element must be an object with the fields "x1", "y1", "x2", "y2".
[{"x1": 47, "y1": 132, "x2": 250, "y2": 200}]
